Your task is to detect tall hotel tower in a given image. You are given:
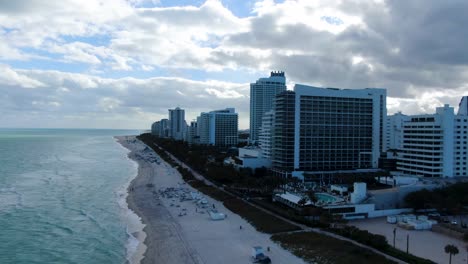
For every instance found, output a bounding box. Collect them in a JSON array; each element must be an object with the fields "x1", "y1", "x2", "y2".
[
  {"x1": 169, "y1": 107, "x2": 186, "y2": 141},
  {"x1": 250, "y1": 71, "x2": 287, "y2": 143},
  {"x1": 197, "y1": 108, "x2": 238, "y2": 147},
  {"x1": 272, "y1": 85, "x2": 386, "y2": 176}
]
